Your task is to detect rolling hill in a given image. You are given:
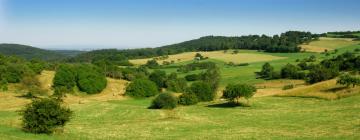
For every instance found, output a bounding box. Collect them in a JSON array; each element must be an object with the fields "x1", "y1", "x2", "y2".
[{"x1": 0, "y1": 44, "x2": 67, "y2": 61}]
